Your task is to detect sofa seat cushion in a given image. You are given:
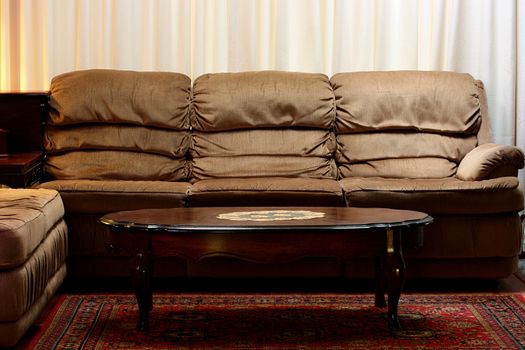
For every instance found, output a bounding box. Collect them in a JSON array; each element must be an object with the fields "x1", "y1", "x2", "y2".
[
  {"x1": 188, "y1": 177, "x2": 344, "y2": 206},
  {"x1": 340, "y1": 176, "x2": 523, "y2": 215},
  {"x1": 0, "y1": 188, "x2": 64, "y2": 269},
  {"x1": 38, "y1": 180, "x2": 190, "y2": 213}
]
